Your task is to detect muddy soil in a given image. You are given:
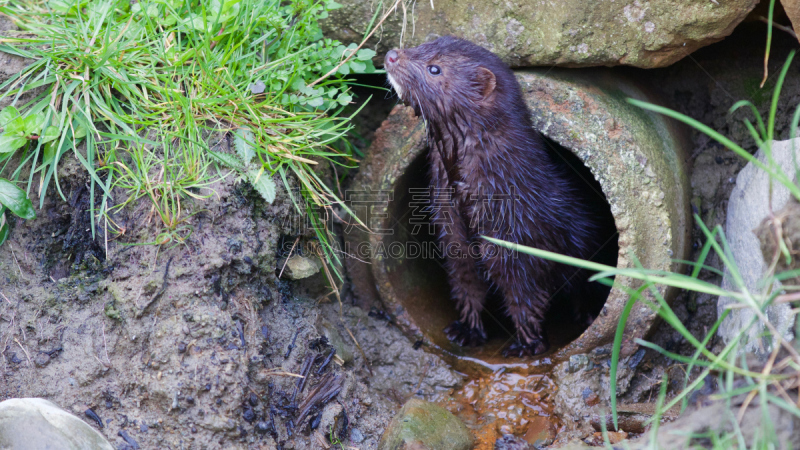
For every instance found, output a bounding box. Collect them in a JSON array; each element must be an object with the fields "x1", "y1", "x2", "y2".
[
  {"x1": 0, "y1": 142, "x2": 461, "y2": 450},
  {"x1": 1, "y1": 19, "x2": 798, "y2": 450}
]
